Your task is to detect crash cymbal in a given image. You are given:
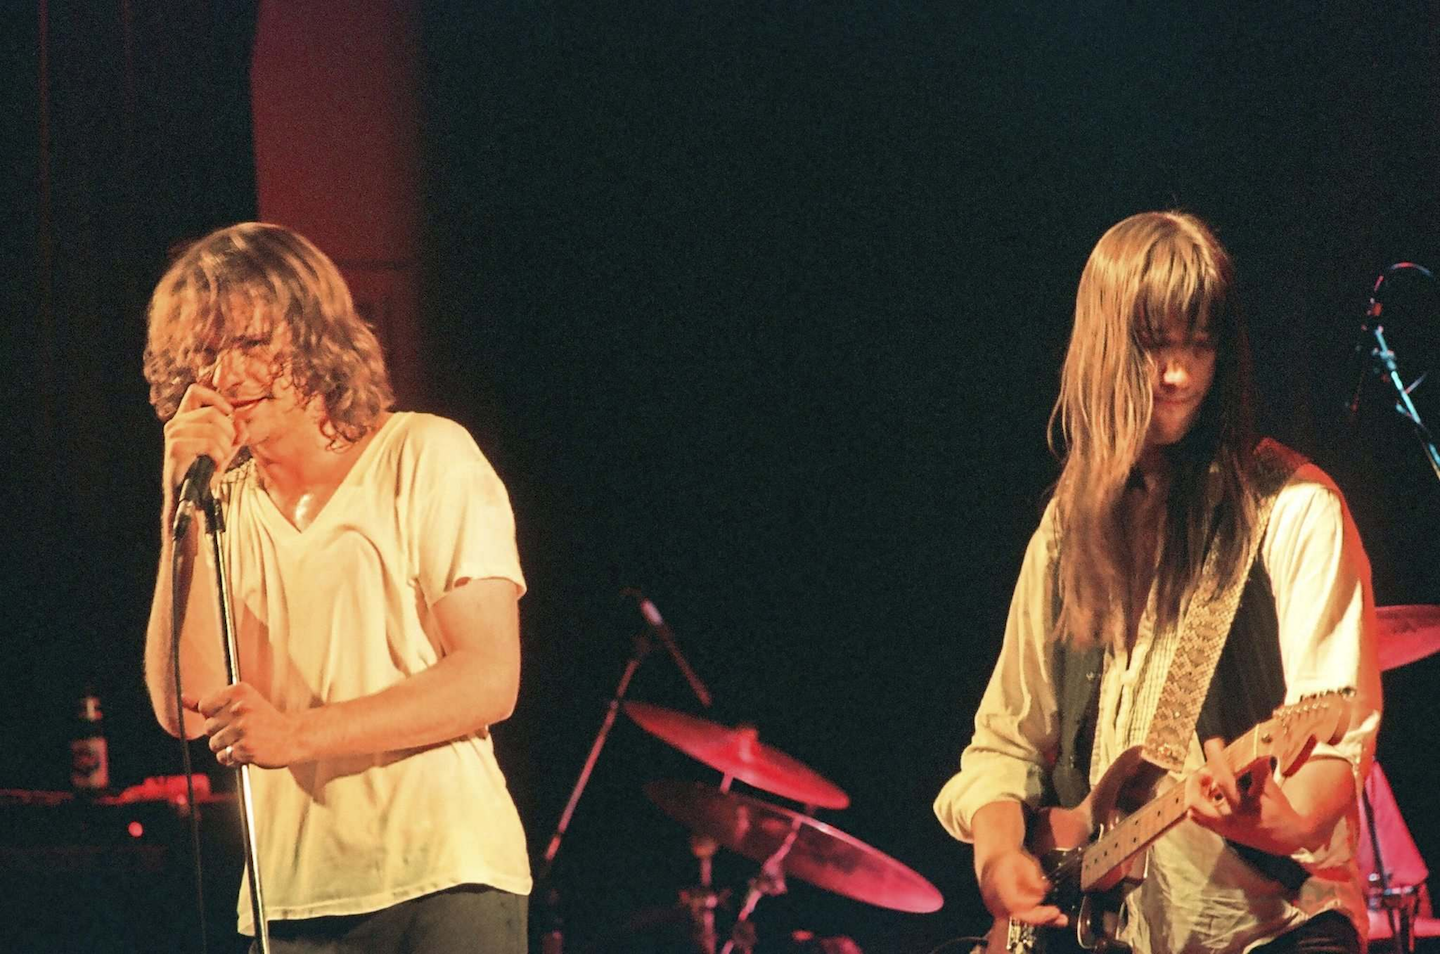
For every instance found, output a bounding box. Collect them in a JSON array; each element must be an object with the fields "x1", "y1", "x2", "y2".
[
  {"x1": 624, "y1": 701, "x2": 849, "y2": 809},
  {"x1": 1376, "y1": 605, "x2": 1440, "y2": 671},
  {"x1": 644, "y1": 779, "x2": 943, "y2": 914}
]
